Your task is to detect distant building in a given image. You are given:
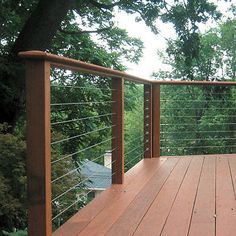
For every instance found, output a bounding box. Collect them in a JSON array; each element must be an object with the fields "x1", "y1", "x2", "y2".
[{"x1": 80, "y1": 151, "x2": 112, "y2": 199}]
